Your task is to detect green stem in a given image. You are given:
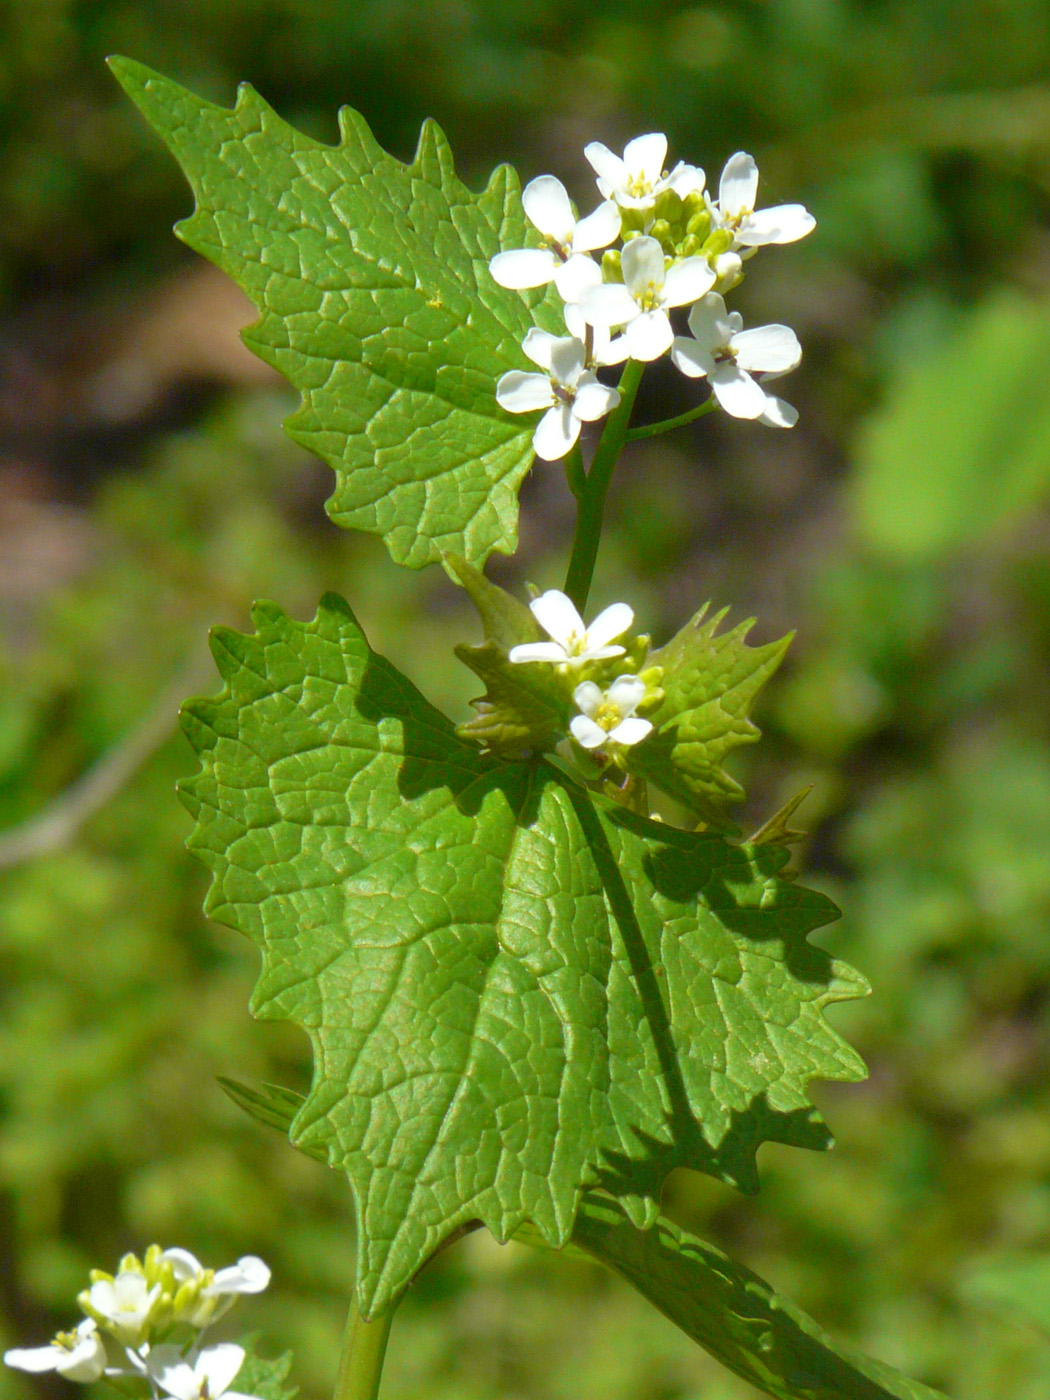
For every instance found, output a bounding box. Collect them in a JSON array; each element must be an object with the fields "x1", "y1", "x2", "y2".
[
  {"x1": 625, "y1": 396, "x2": 717, "y2": 441},
  {"x1": 563, "y1": 358, "x2": 645, "y2": 612},
  {"x1": 563, "y1": 442, "x2": 586, "y2": 500},
  {"x1": 332, "y1": 1297, "x2": 395, "y2": 1400}
]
